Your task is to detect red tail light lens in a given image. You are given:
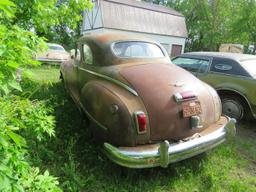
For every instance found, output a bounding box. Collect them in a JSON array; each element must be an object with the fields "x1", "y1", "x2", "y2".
[
  {"x1": 174, "y1": 91, "x2": 197, "y2": 103},
  {"x1": 181, "y1": 91, "x2": 196, "y2": 100},
  {"x1": 134, "y1": 112, "x2": 147, "y2": 134}
]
